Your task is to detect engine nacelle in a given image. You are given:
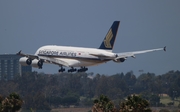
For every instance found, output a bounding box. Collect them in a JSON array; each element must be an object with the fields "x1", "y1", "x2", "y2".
[
  {"x1": 31, "y1": 59, "x2": 43, "y2": 69},
  {"x1": 113, "y1": 58, "x2": 126, "y2": 63},
  {"x1": 19, "y1": 57, "x2": 32, "y2": 66}
]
